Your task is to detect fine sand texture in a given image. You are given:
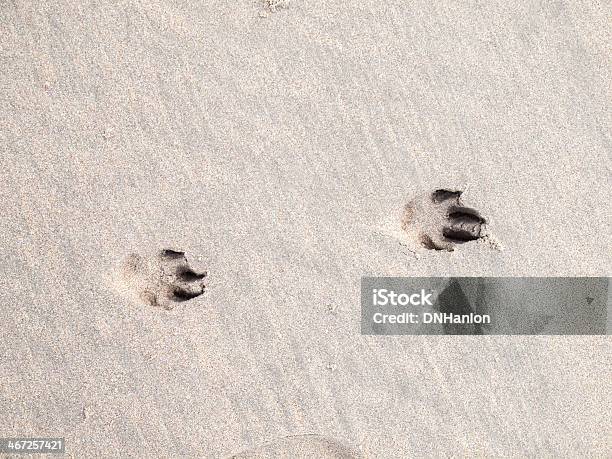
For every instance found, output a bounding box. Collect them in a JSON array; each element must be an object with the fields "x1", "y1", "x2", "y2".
[{"x1": 1, "y1": 1, "x2": 611, "y2": 457}]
